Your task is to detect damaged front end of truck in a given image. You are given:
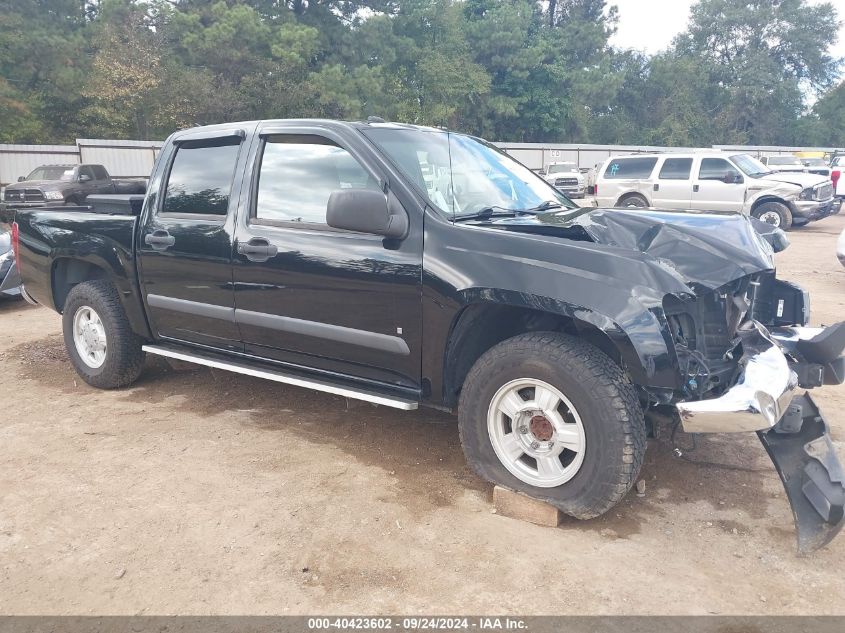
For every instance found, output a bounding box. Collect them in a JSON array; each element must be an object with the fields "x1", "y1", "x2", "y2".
[
  {"x1": 623, "y1": 217, "x2": 845, "y2": 554},
  {"x1": 675, "y1": 312, "x2": 845, "y2": 554},
  {"x1": 520, "y1": 208, "x2": 845, "y2": 553}
]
